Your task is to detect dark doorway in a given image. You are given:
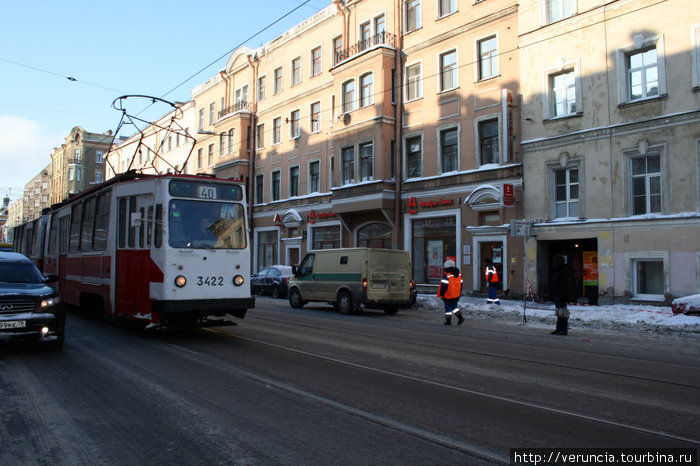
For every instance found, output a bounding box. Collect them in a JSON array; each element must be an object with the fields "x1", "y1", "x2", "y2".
[{"x1": 537, "y1": 238, "x2": 598, "y2": 305}]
